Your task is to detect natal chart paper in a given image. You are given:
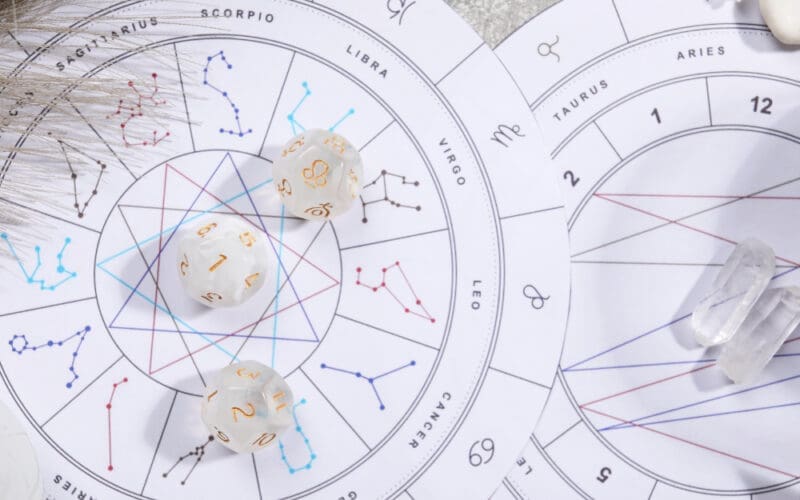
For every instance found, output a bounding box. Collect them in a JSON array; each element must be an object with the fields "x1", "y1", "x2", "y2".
[
  {"x1": 493, "y1": 0, "x2": 800, "y2": 499},
  {"x1": 0, "y1": 1, "x2": 571, "y2": 499}
]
